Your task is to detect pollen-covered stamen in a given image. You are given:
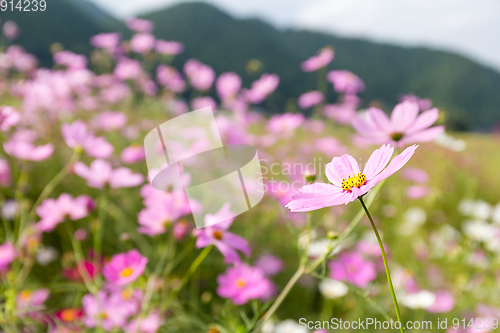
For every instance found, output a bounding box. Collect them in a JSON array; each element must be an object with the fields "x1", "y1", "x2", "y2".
[{"x1": 341, "y1": 172, "x2": 367, "y2": 191}]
